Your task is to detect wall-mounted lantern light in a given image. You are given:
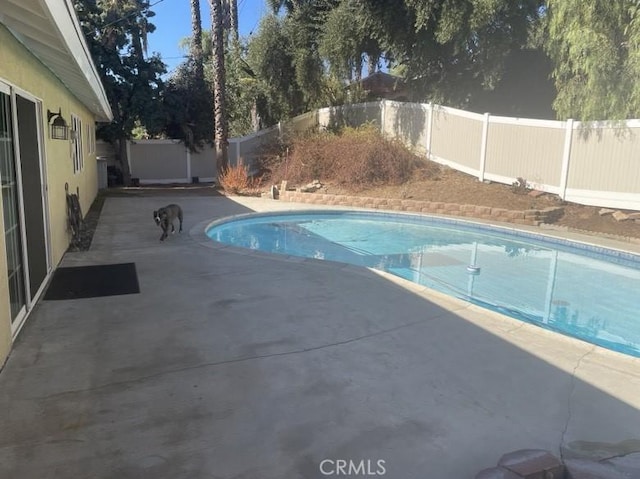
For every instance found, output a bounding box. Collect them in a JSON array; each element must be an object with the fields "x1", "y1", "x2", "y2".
[{"x1": 47, "y1": 108, "x2": 69, "y2": 140}]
